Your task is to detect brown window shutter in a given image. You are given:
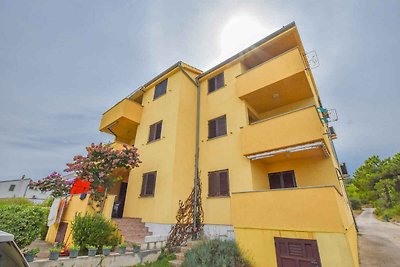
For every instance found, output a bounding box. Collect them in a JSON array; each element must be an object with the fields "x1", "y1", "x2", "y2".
[
  {"x1": 140, "y1": 174, "x2": 147, "y2": 196},
  {"x1": 216, "y1": 72, "x2": 224, "y2": 88},
  {"x1": 217, "y1": 115, "x2": 227, "y2": 136},
  {"x1": 146, "y1": 172, "x2": 156, "y2": 195},
  {"x1": 219, "y1": 170, "x2": 229, "y2": 196},
  {"x1": 148, "y1": 124, "x2": 156, "y2": 142},
  {"x1": 208, "y1": 119, "x2": 217, "y2": 139},
  {"x1": 208, "y1": 172, "x2": 219, "y2": 196},
  {"x1": 155, "y1": 122, "x2": 162, "y2": 140},
  {"x1": 208, "y1": 78, "x2": 216, "y2": 93}
]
